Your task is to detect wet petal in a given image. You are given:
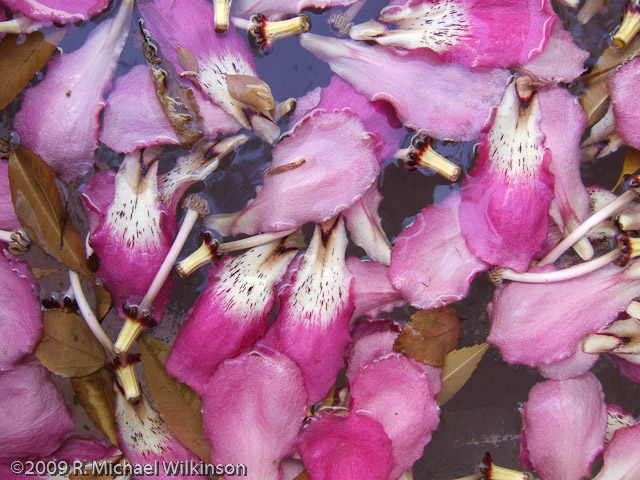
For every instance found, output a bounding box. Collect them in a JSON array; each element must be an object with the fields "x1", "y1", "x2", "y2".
[
  {"x1": 389, "y1": 191, "x2": 488, "y2": 309},
  {"x1": 14, "y1": 0, "x2": 133, "y2": 182},
  {"x1": 0, "y1": 161, "x2": 20, "y2": 231},
  {"x1": 611, "y1": 355, "x2": 640, "y2": 384},
  {"x1": 0, "y1": 252, "x2": 42, "y2": 371},
  {"x1": 459, "y1": 80, "x2": 554, "y2": 270},
  {"x1": 49, "y1": 435, "x2": 120, "y2": 463},
  {"x1": 488, "y1": 263, "x2": 640, "y2": 367},
  {"x1": 593, "y1": 422, "x2": 640, "y2": 479},
  {"x1": 202, "y1": 350, "x2": 308, "y2": 480},
  {"x1": 0, "y1": 363, "x2": 75, "y2": 461},
  {"x1": 519, "y1": 373, "x2": 606, "y2": 480},
  {"x1": 537, "y1": 340, "x2": 599, "y2": 380},
  {"x1": 260, "y1": 219, "x2": 354, "y2": 403},
  {"x1": 300, "y1": 33, "x2": 510, "y2": 141},
  {"x1": 1, "y1": 0, "x2": 110, "y2": 24},
  {"x1": 347, "y1": 257, "x2": 404, "y2": 323},
  {"x1": 205, "y1": 110, "x2": 379, "y2": 236},
  {"x1": 233, "y1": 0, "x2": 359, "y2": 19},
  {"x1": 367, "y1": 0, "x2": 555, "y2": 68},
  {"x1": 166, "y1": 239, "x2": 299, "y2": 395},
  {"x1": 609, "y1": 56, "x2": 640, "y2": 150},
  {"x1": 297, "y1": 411, "x2": 395, "y2": 480}
]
